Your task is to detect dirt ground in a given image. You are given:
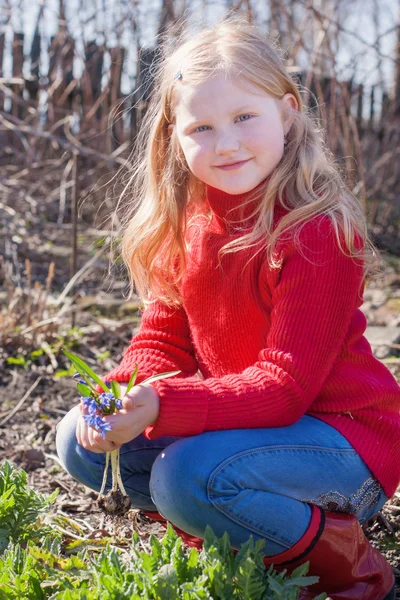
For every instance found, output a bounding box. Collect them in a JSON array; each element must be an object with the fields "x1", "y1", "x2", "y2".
[{"x1": 0, "y1": 221, "x2": 399, "y2": 597}]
